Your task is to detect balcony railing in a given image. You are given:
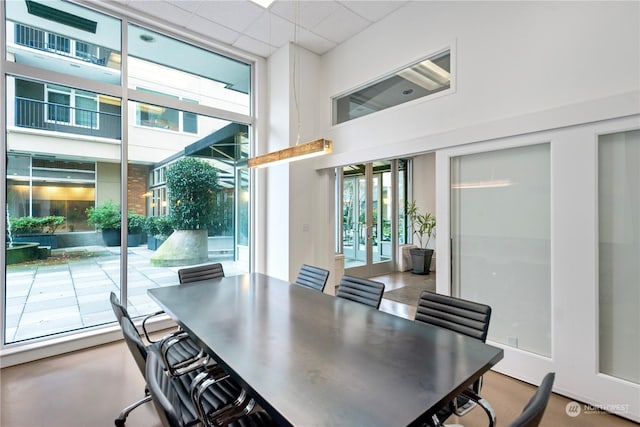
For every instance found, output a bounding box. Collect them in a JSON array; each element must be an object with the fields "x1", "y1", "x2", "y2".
[
  {"x1": 15, "y1": 97, "x2": 121, "y2": 139},
  {"x1": 14, "y1": 23, "x2": 111, "y2": 67}
]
